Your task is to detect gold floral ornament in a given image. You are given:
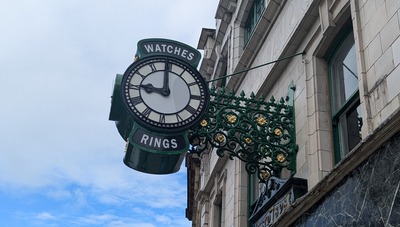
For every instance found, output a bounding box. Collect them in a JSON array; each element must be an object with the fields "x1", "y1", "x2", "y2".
[
  {"x1": 261, "y1": 171, "x2": 270, "y2": 180},
  {"x1": 276, "y1": 153, "x2": 286, "y2": 163},
  {"x1": 200, "y1": 119, "x2": 208, "y2": 127},
  {"x1": 256, "y1": 116, "x2": 267, "y2": 126},
  {"x1": 274, "y1": 128, "x2": 282, "y2": 136},
  {"x1": 227, "y1": 114, "x2": 237, "y2": 124},
  {"x1": 244, "y1": 137, "x2": 253, "y2": 145},
  {"x1": 216, "y1": 133, "x2": 225, "y2": 143}
]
